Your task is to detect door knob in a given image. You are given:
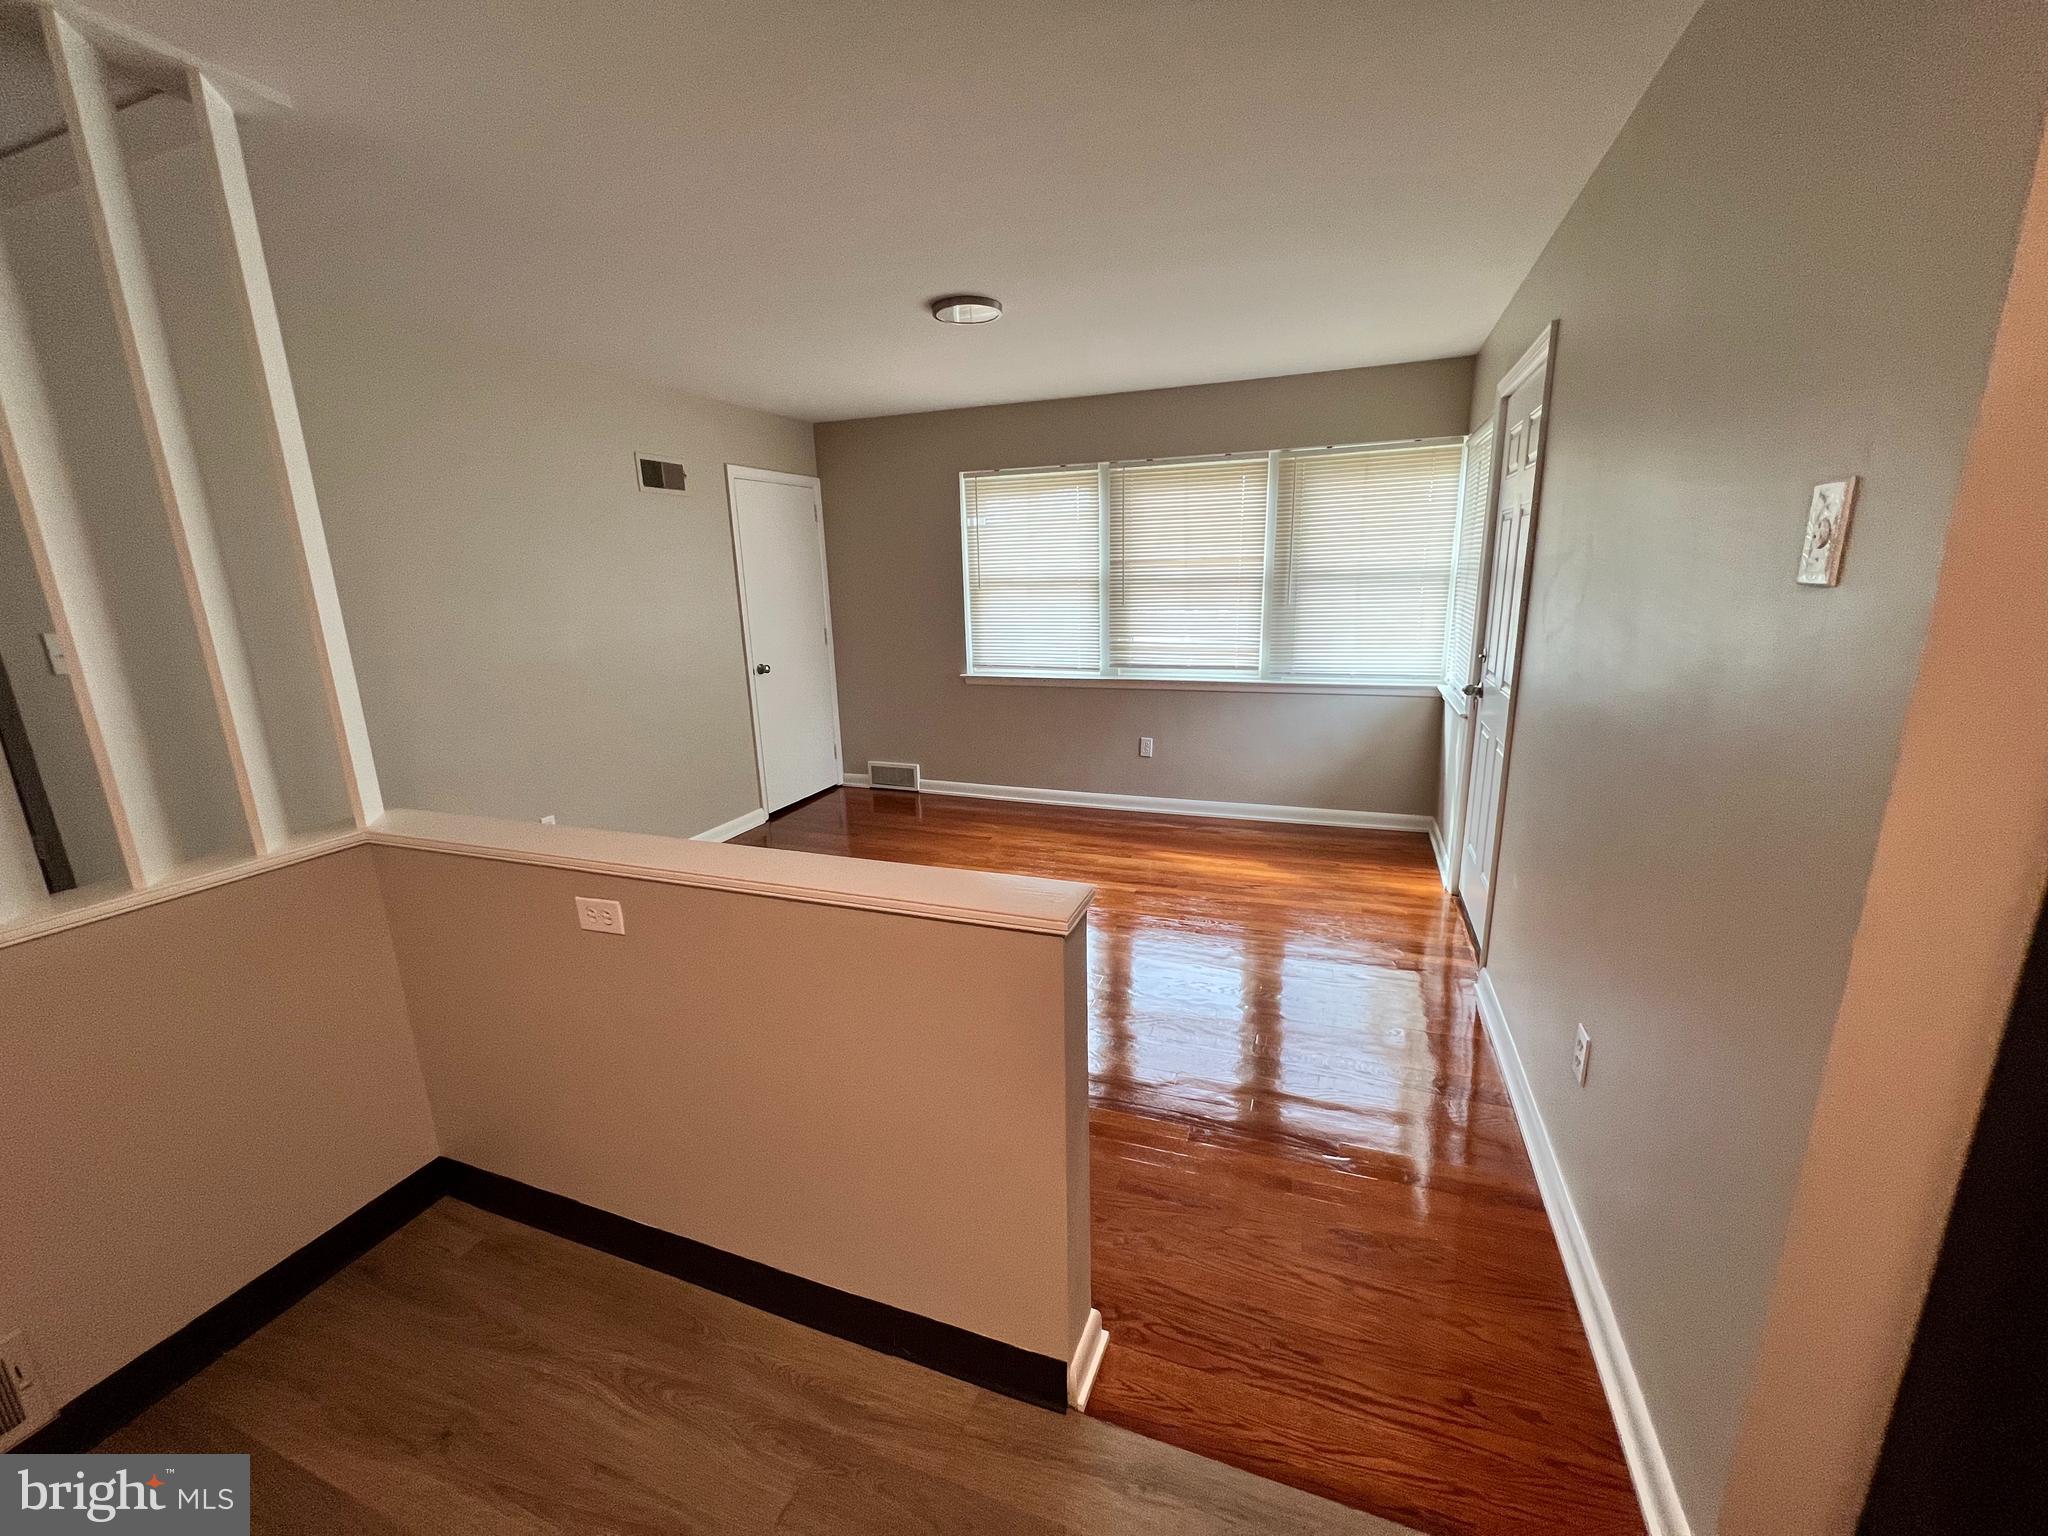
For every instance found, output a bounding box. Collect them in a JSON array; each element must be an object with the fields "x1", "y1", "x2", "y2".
[
  {"x1": 755, "y1": 662, "x2": 772, "y2": 675},
  {"x1": 1462, "y1": 683, "x2": 1482, "y2": 697}
]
